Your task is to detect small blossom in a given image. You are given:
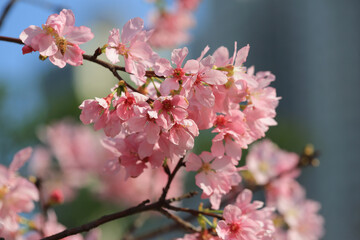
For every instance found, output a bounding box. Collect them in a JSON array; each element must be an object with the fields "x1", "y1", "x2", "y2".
[{"x1": 20, "y1": 9, "x2": 94, "y2": 68}]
